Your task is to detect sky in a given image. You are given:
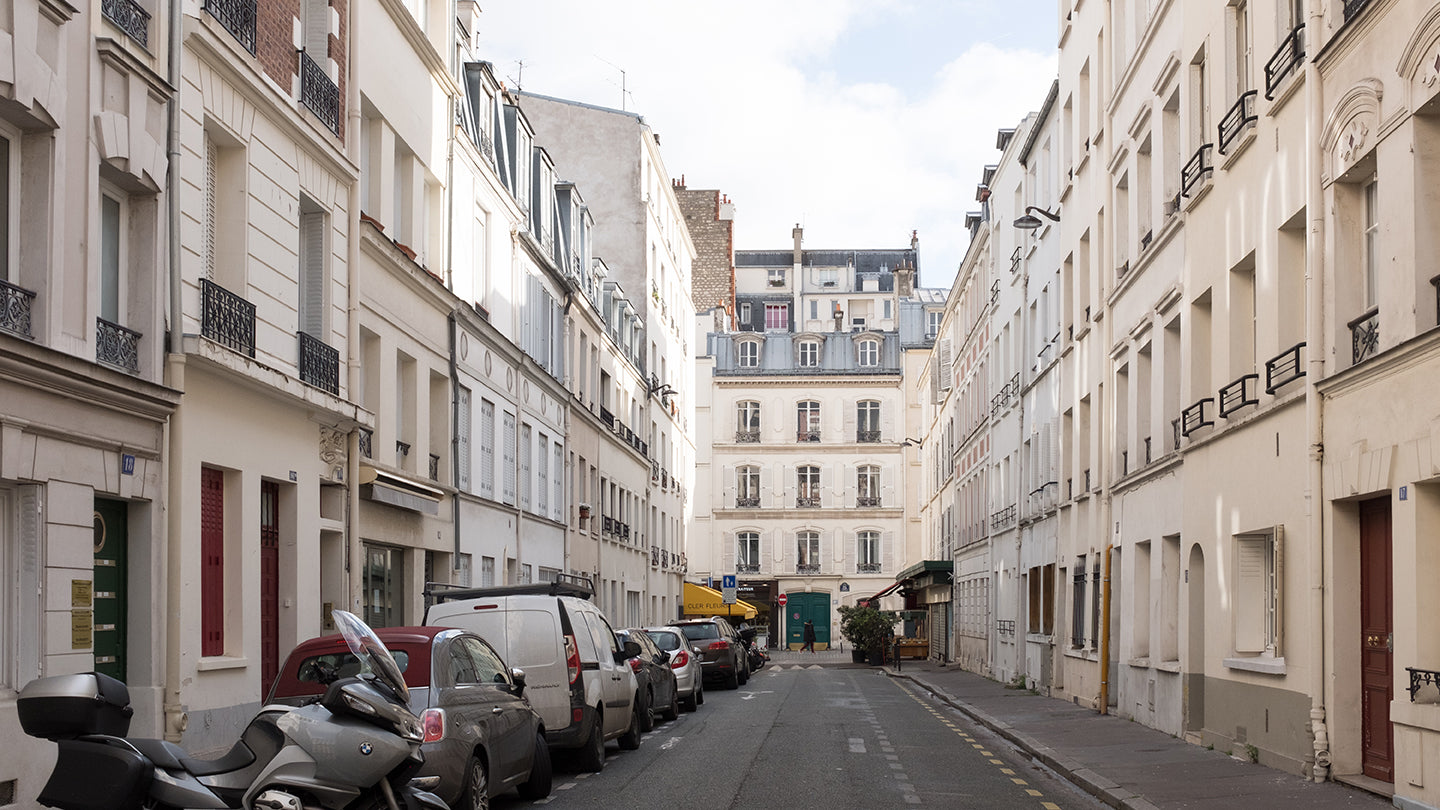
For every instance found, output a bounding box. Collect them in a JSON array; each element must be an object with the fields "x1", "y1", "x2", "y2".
[{"x1": 475, "y1": 1, "x2": 1060, "y2": 293}]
